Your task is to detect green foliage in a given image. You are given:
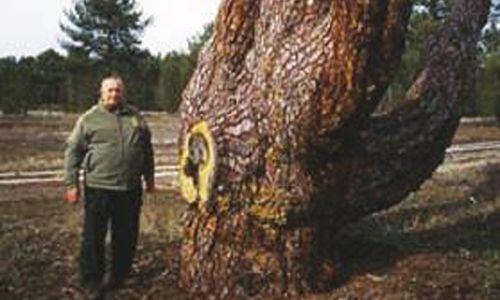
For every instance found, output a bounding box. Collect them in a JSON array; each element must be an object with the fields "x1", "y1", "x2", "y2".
[
  {"x1": 477, "y1": 54, "x2": 500, "y2": 118},
  {"x1": 121, "y1": 51, "x2": 160, "y2": 110},
  {"x1": 157, "y1": 22, "x2": 213, "y2": 112},
  {"x1": 380, "y1": 1, "x2": 500, "y2": 116},
  {"x1": 187, "y1": 23, "x2": 214, "y2": 63},
  {"x1": 158, "y1": 52, "x2": 193, "y2": 112},
  {"x1": 59, "y1": 0, "x2": 159, "y2": 111},
  {"x1": 3, "y1": 2, "x2": 499, "y2": 116},
  {"x1": 60, "y1": 0, "x2": 151, "y2": 63},
  {"x1": 0, "y1": 56, "x2": 41, "y2": 115},
  {"x1": 64, "y1": 49, "x2": 98, "y2": 111},
  {"x1": 0, "y1": 57, "x2": 24, "y2": 114},
  {"x1": 0, "y1": 18, "x2": 215, "y2": 114},
  {"x1": 482, "y1": 1, "x2": 500, "y2": 55},
  {"x1": 477, "y1": 1, "x2": 500, "y2": 117},
  {"x1": 36, "y1": 50, "x2": 67, "y2": 111},
  {"x1": 380, "y1": 0, "x2": 451, "y2": 112}
]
